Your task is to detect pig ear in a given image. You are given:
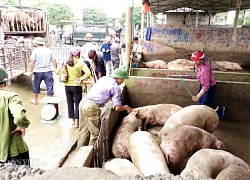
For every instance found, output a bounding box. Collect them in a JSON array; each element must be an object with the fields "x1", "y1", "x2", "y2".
[{"x1": 135, "y1": 110, "x2": 140, "y2": 117}]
